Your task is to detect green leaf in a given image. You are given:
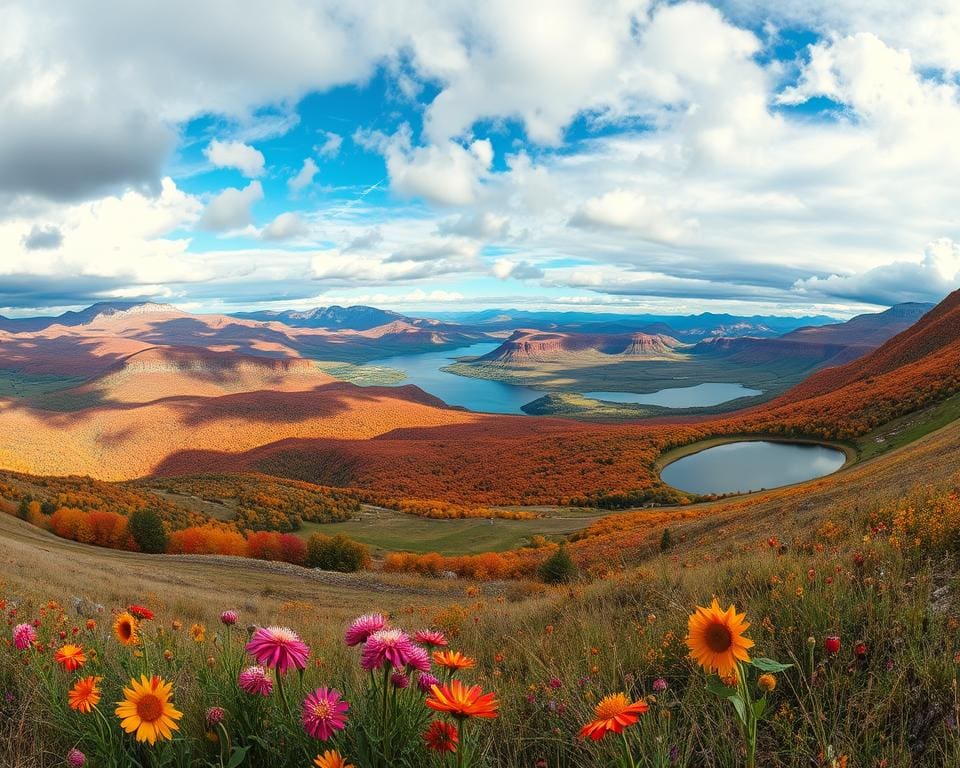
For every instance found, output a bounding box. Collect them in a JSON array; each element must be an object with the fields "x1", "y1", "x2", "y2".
[
  {"x1": 750, "y1": 657, "x2": 793, "y2": 673},
  {"x1": 706, "y1": 678, "x2": 739, "y2": 699},
  {"x1": 729, "y1": 694, "x2": 747, "y2": 725},
  {"x1": 753, "y1": 698, "x2": 767, "y2": 719},
  {"x1": 226, "y1": 746, "x2": 251, "y2": 768}
]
